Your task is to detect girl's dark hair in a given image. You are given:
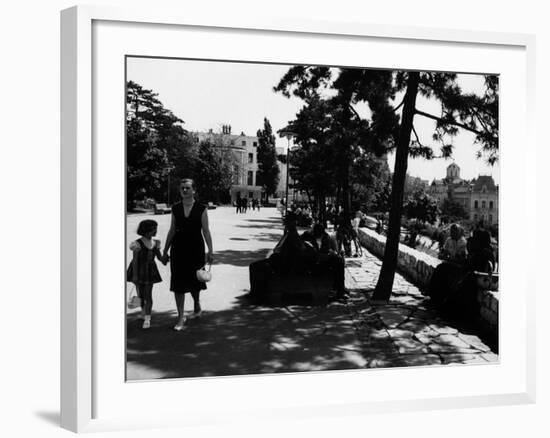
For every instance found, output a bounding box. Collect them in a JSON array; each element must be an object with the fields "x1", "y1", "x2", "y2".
[{"x1": 137, "y1": 219, "x2": 158, "y2": 236}]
